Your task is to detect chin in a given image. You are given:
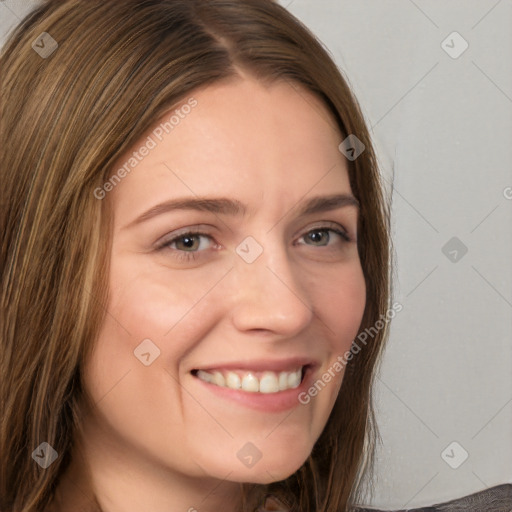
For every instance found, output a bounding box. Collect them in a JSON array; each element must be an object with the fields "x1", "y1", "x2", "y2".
[
  {"x1": 205, "y1": 448, "x2": 312, "y2": 485},
  {"x1": 246, "y1": 463, "x2": 306, "y2": 484}
]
